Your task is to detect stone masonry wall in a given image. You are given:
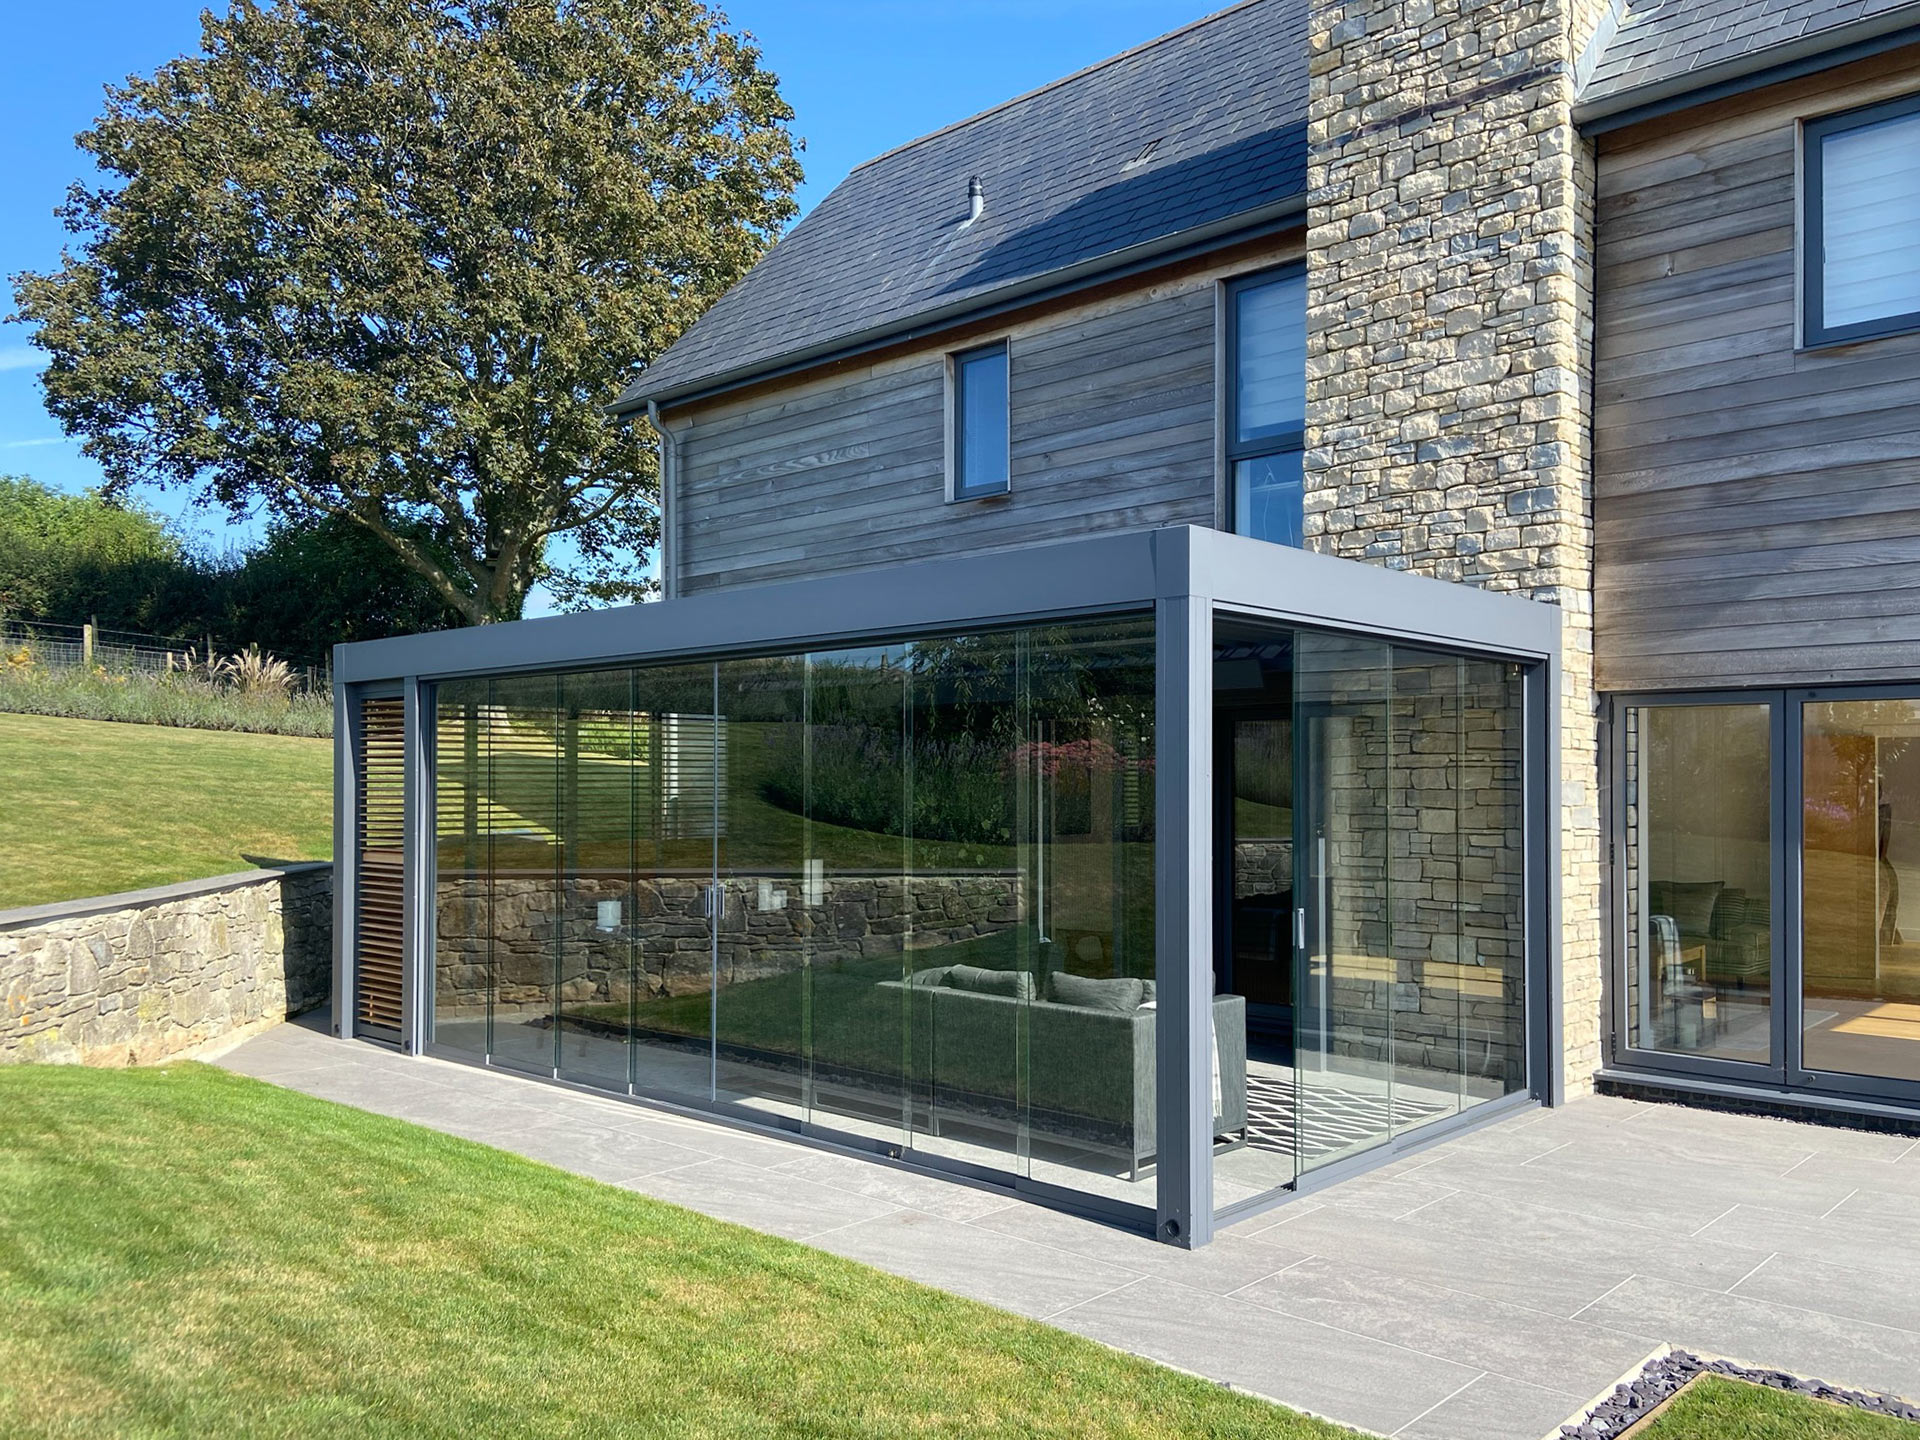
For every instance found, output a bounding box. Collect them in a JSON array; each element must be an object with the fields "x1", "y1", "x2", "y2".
[
  {"x1": 0, "y1": 864, "x2": 333, "y2": 1065},
  {"x1": 1306, "y1": 0, "x2": 1612, "y2": 1096},
  {"x1": 435, "y1": 871, "x2": 1023, "y2": 1018}
]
